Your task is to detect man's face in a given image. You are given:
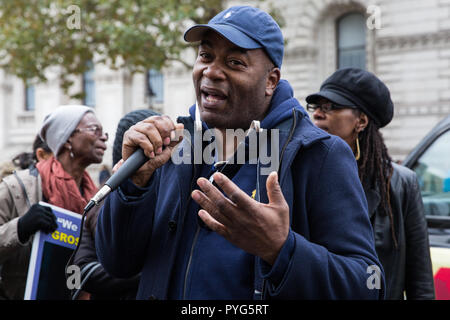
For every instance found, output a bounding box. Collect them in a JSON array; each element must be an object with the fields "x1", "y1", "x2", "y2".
[{"x1": 192, "y1": 31, "x2": 279, "y2": 130}]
